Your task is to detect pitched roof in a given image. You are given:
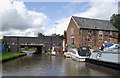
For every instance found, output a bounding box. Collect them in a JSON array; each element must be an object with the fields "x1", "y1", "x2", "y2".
[{"x1": 72, "y1": 16, "x2": 118, "y2": 31}]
